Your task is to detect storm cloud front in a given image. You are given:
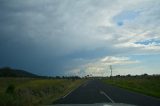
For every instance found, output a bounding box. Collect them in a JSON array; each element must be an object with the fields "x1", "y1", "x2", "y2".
[{"x1": 0, "y1": 0, "x2": 160, "y2": 76}]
